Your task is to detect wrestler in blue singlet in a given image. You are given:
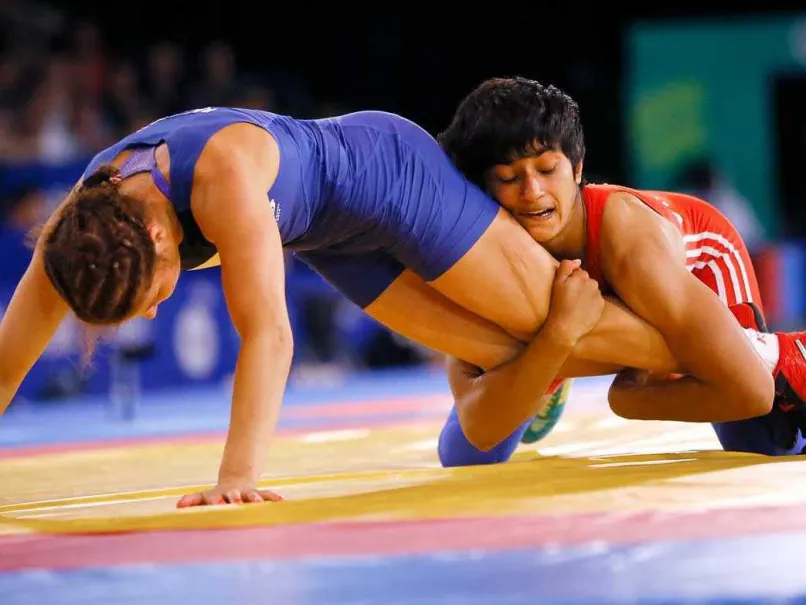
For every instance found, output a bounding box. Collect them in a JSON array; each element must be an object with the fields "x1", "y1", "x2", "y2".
[{"x1": 83, "y1": 107, "x2": 499, "y2": 308}]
